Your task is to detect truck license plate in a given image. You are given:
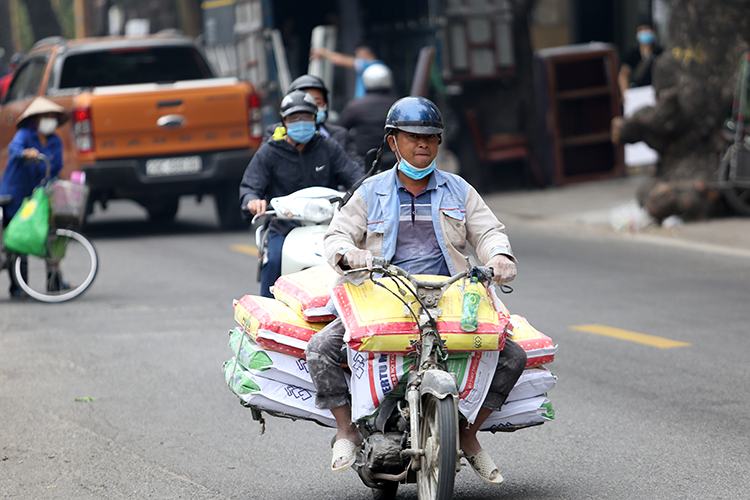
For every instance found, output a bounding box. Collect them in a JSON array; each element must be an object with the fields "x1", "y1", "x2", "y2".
[{"x1": 146, "y1": 156, "x2": 202, "y2": 176}]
